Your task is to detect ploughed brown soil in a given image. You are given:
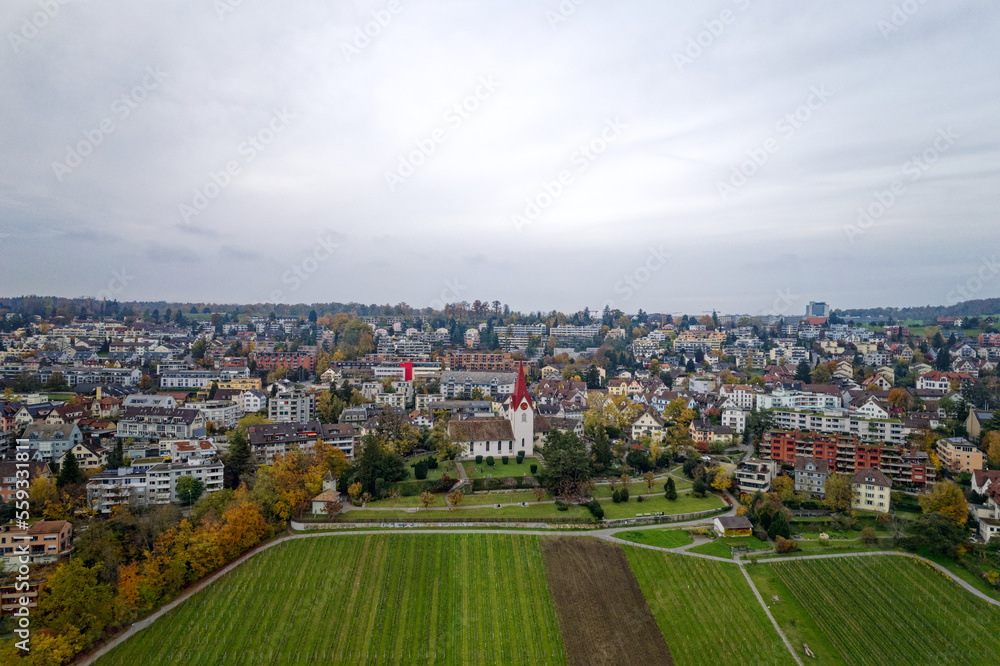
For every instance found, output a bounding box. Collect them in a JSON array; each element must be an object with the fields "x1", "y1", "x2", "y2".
[{"x1": 542, "y1": 538, "x2": 675, "y2": 666}]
